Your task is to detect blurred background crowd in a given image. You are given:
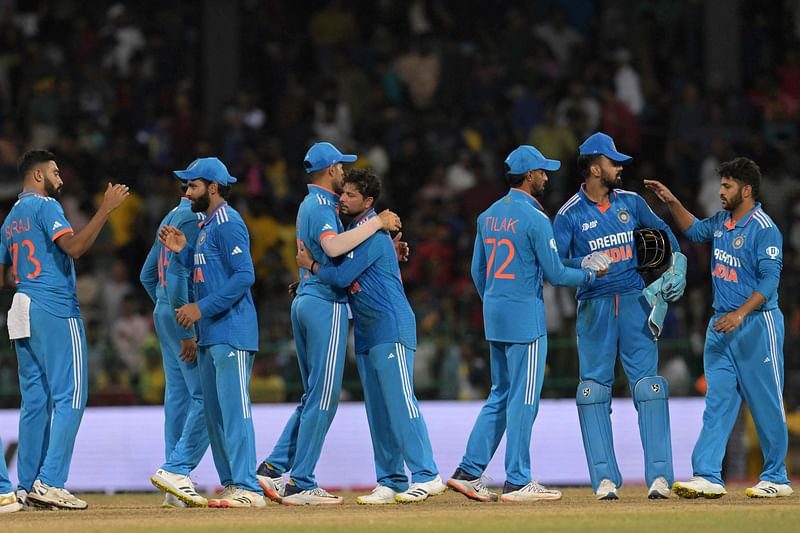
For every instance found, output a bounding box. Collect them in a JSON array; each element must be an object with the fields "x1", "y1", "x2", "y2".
[{"x1": 0, "y1": 0, "x2": 798, "y2": 464}]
